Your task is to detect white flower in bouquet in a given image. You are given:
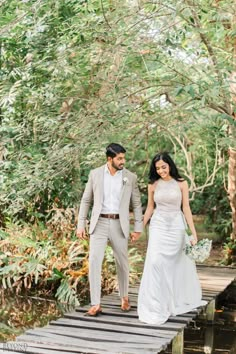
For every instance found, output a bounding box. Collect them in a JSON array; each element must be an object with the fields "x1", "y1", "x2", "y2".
[{"x1": 185, "y1": 238, "x2": 212, "y2": 263}]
